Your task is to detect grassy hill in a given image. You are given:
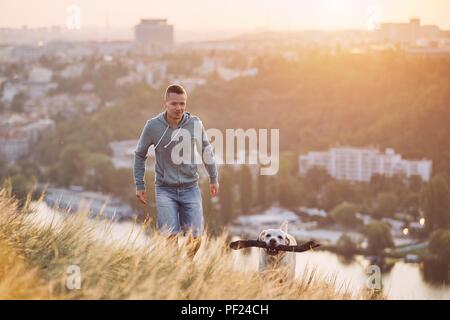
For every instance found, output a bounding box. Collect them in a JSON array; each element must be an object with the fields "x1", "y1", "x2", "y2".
[{"x1": 0, "y1": 188, "x2": 379, "y2": 300}]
